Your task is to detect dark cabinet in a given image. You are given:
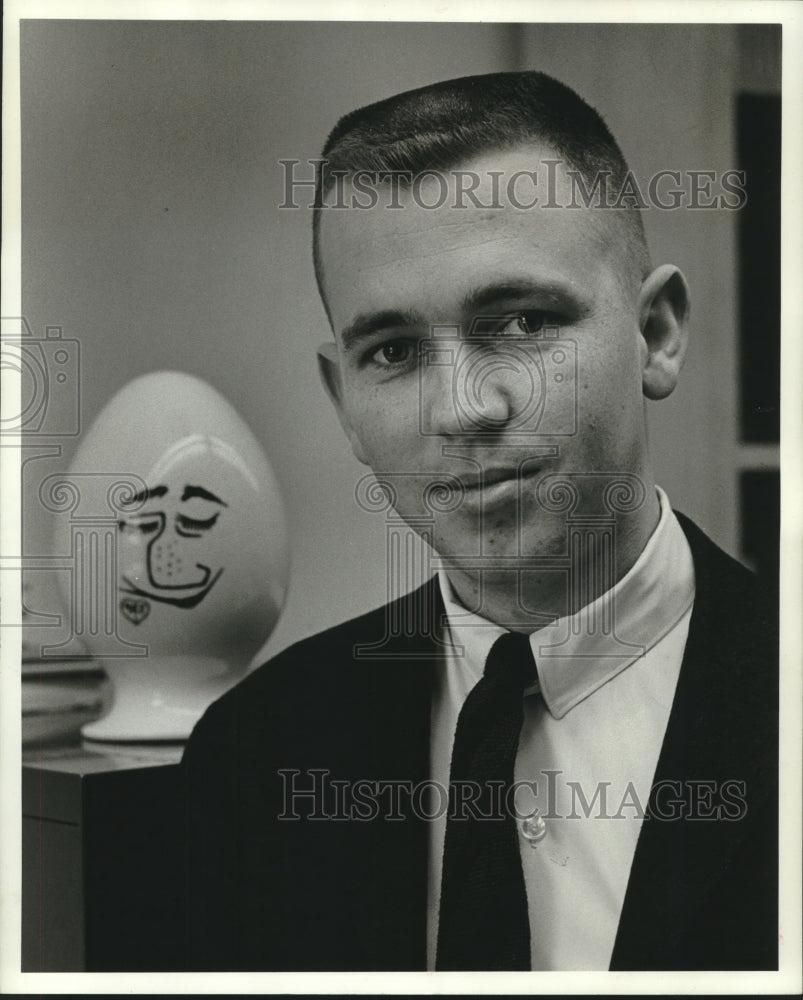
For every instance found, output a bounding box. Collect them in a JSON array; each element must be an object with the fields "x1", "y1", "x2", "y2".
[{"x1": 22, "y1": 743, "x2": 185, "y2": 971}]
